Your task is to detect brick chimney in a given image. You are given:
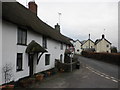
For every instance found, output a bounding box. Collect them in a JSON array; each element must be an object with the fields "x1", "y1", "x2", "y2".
[
  {"x1": 55, "y1": 23, "x2": 60, "y2": 33},
  {"x1": 28, "y1": 1, "x2": 37, "y2": 15}
]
